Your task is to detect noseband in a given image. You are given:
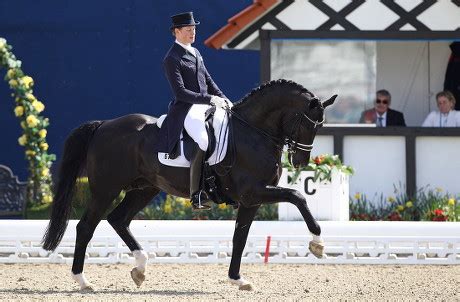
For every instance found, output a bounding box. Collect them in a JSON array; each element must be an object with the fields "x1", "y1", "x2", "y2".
[{"x1": 286, "y1": 112, "x2": 324, "y2": 154}]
